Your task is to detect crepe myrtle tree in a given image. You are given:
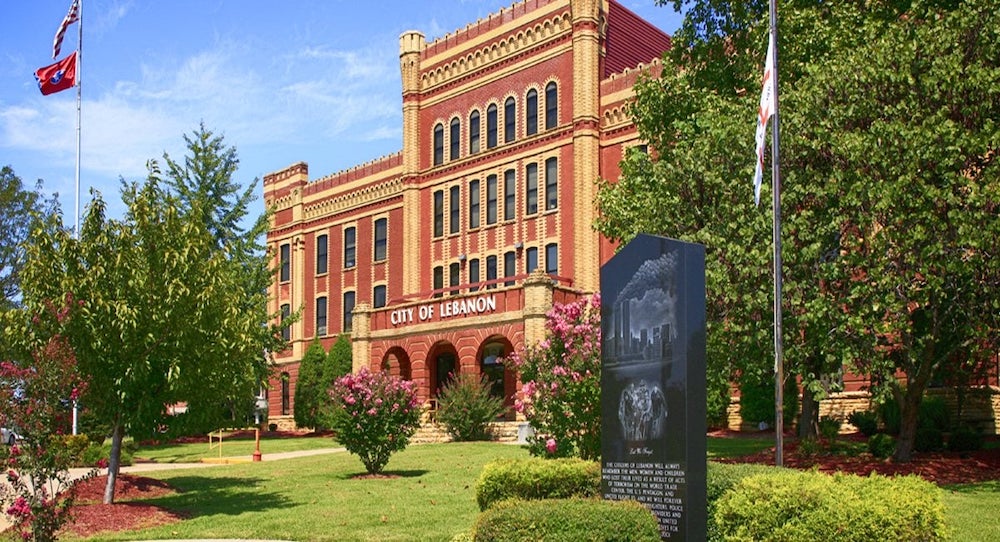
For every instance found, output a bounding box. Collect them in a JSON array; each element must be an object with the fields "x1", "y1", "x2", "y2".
[{"x1": 509, "y1": 294, "x2": 602, "y2": 460}]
